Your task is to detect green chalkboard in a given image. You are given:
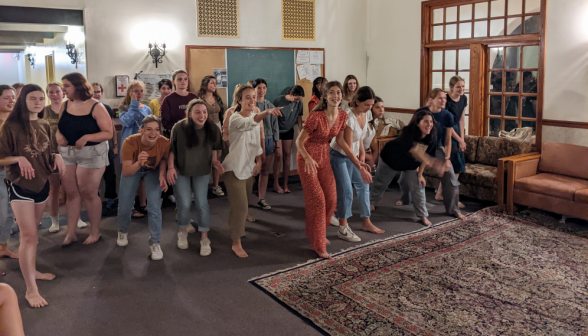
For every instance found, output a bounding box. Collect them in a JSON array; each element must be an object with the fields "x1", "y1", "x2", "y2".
[{"x1": 226, "y1": 49, "x2": 295, "y2": 106}]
